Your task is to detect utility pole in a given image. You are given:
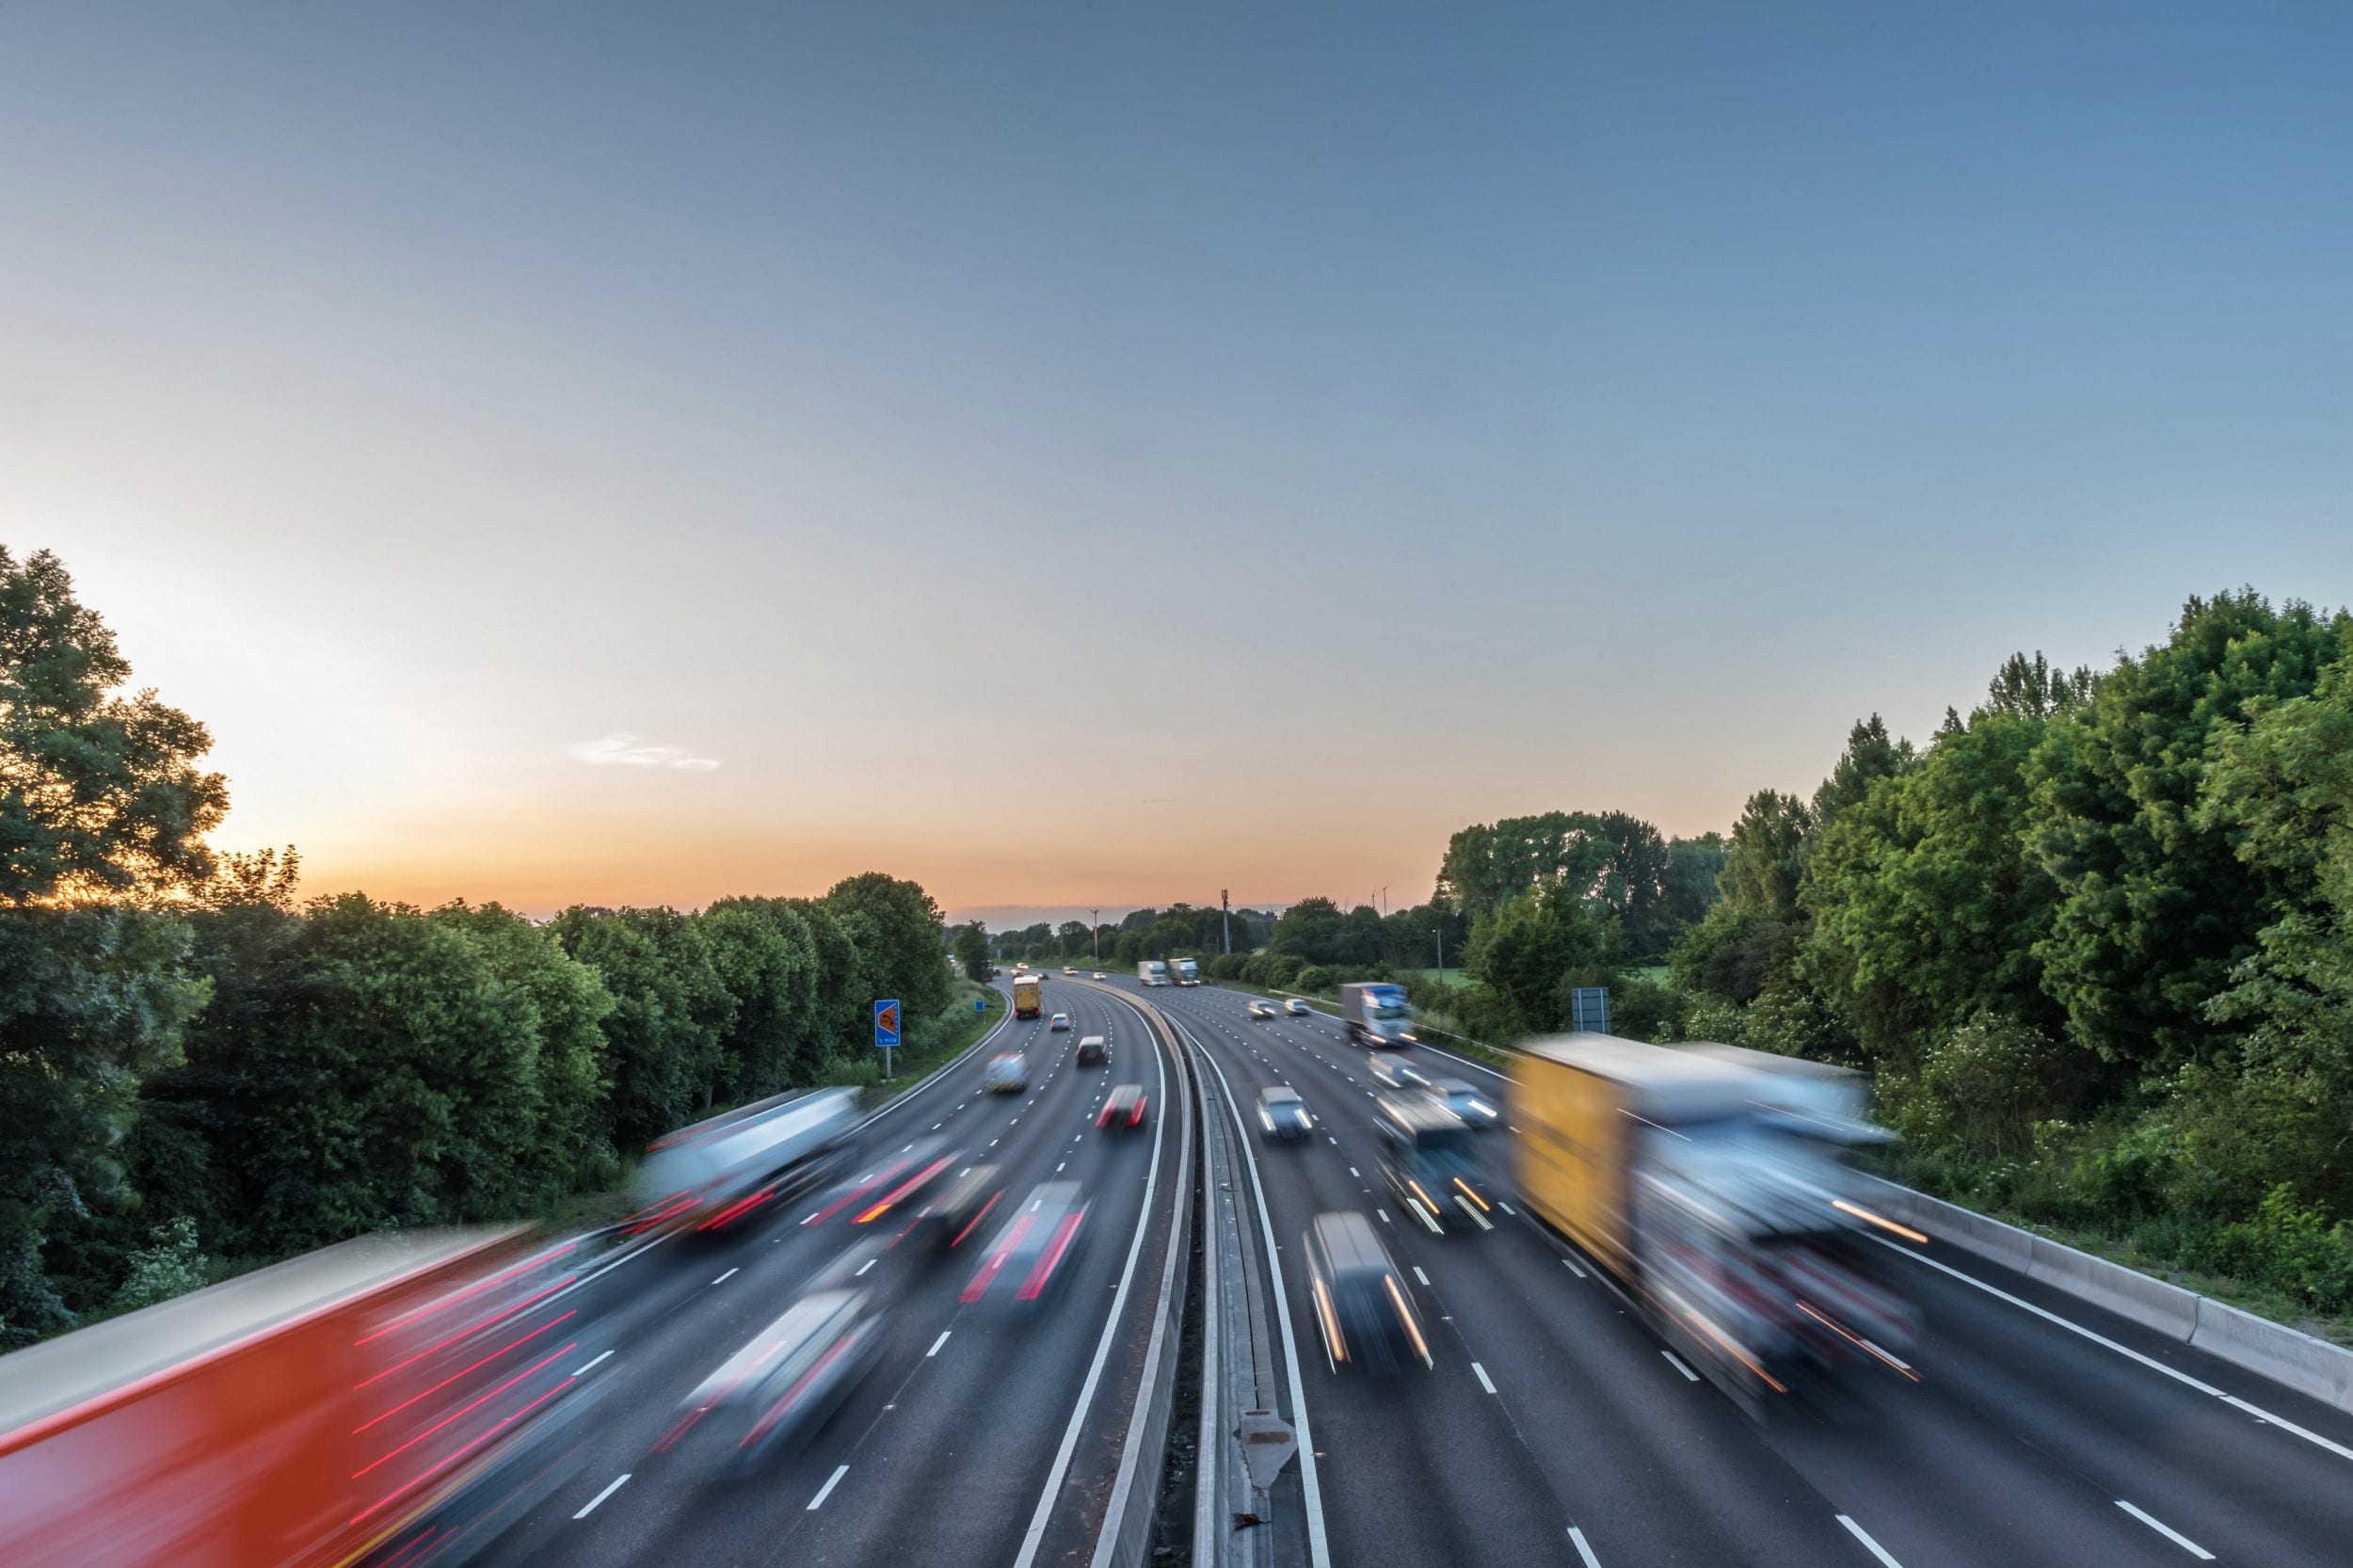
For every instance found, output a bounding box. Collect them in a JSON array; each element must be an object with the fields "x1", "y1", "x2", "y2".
[
  {"x1": 1091, "y1": 909, "x2": 1100, "y2": 963},
  {"x1": 1221, "y1": 888, "x2": 1231, "y2": 954},
  {"x1": 1433, "y1": 928, "x2": 1443, "y2": 985}
]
